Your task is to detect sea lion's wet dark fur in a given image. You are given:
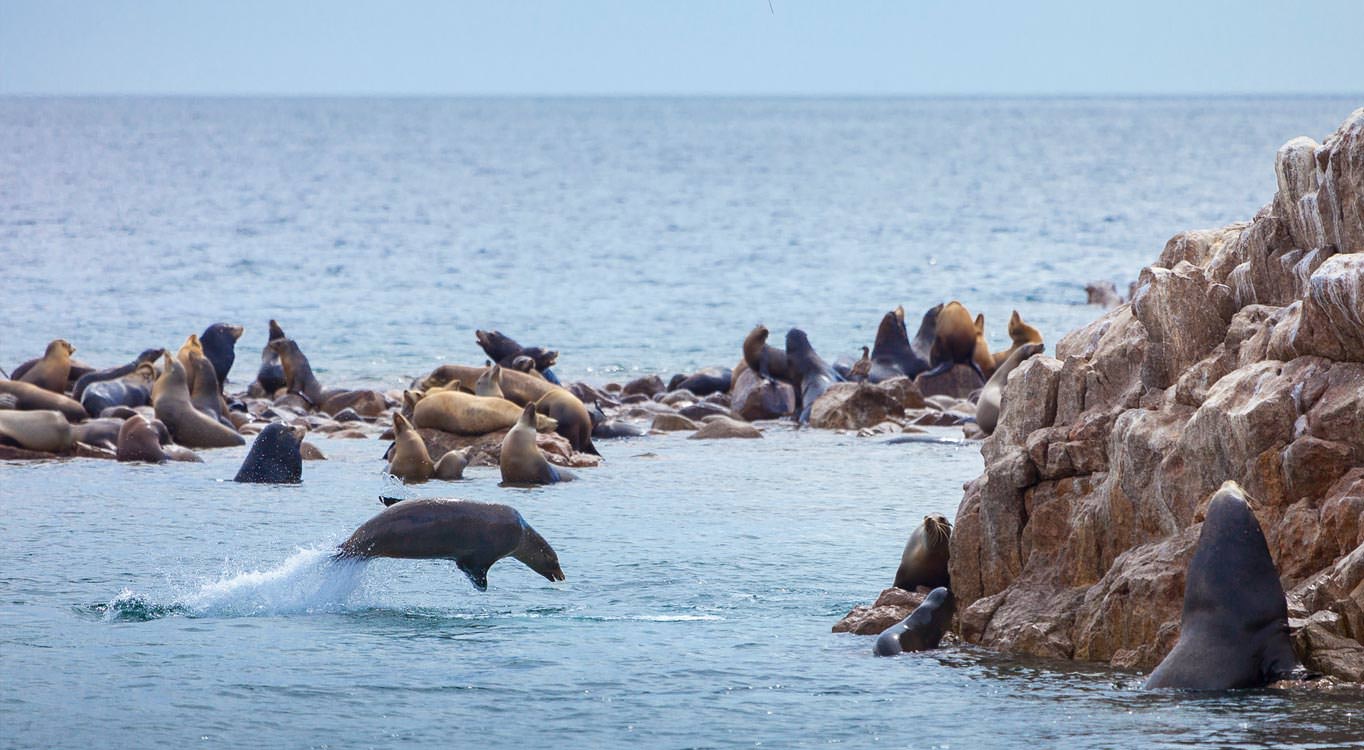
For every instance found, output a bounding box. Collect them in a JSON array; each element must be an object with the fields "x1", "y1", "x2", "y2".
[
  {"x1": 475, "y1": 330, "x2": 560, "y2": 383},
  {"x1": 200, "y1": 323, "x2": 244, "y2": 388},
  {"x1": 869, "y1": 310, "x2": 929, "y2": 382},
  {"x1": 255, "y1": 319, "x2": 289, "y2": 394},
  {"x1": 72, "y1": 347, "x2": 165, "y2": 400},
  {"x1": 784, "y1": 328, "x2": 842, "y2": 423},
  {"x1": 873, "y1": 587, "x2": 955, "y2": 656},
  {"x1": 894, "y1": 514, "x2": 952, "y2": 591},
  {"x1": 233, "y1": 422, "x2": 304, "y2": 483}
]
